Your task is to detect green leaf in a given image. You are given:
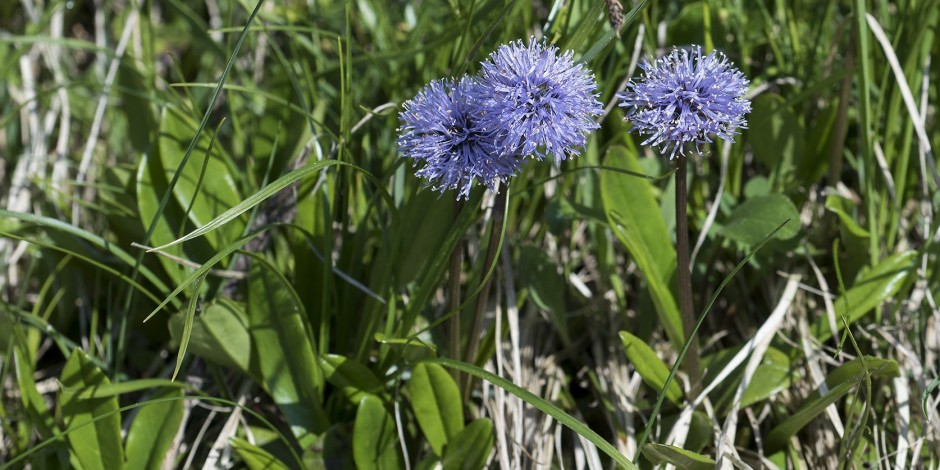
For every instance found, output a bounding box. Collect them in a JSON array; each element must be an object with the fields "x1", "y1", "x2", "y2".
[
  {"x1": 70, "y1": 379, "x2": 187, "y2": 399},
  {"x1": 811, "y1": 251, "x2": 916, "y2": 342},
  {"x1": 641, "y1": 444, "x2": 715, "y2": 470},
  {"x1": 13, "y1": 347, "x2": 56, "y2": 437},
  {"x1": 57, "y1": 350, "x2": 124, "y2": 470},
  {"x1": 117, "y1": 55, "x2": 155, "y2": 153},
  {"x1": 740, "y1": 347, "x2": 794, "y2": 408},
  {"x1": 395, "y1": 190, "x2": 454, "y2": 287},
  {"x1": 231, "y1": 437, "x2": 291, "y2": 470},
  {"x1": 427, "y1": 358, "x2": 637, "y2": 470},
  {"x1": 765, "y1": 356, "x2": 899, "y2": 454},
  {"x1": 601, "y1": 145, "x2": 683, "y2": 348},
  {"x1": 320, "y1": 354, "x2": 385, "y2": 403},
  {"x1": 125, "y1": 388, "x2": 185, "y2": 470},
  {"x1": 518, "y1": 245, "x2": 570, "y2": 345},
  {"x1": 409, "y1": 362, "x2": 464, "y2": 456},
  {"x1": 717, "y1": 194, "x2": 800, "y2": 246},
  {"x1": 824, "y1": 194, "x2": 870, "y2": 238},
  {"x1": 353, "y1": 395, "x2": 403, "y2": 470},
  {"x1": 158, "y1": 107, "x2": 245, "y2": 249},
  {"x1": 247, "y1": 254, "x2": 328, "y2": 443},
  {"x1": 823, "y1": 356, "x2": 900, "y2": 388},
  {"x1": 765, "y1": 380, "x2": 856, "y2": 454},
  {"x1": 169, "y1": 299, "x2": 253, "y2": 377},
  {"x1": 748, "y1": 94, "x2": 803, "y2": 187},
  {"x1": 441, "y1": 419, "x2": 494, "y2": 470},
  {"x1": 619, "y1": 331, "x2": 683, "y2": 405},
  {"x1": 136, "y1": 152, "x2": 191, "y2": 285}
]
